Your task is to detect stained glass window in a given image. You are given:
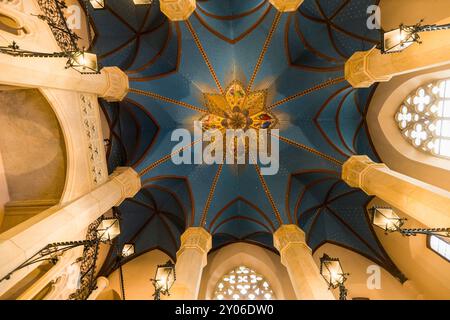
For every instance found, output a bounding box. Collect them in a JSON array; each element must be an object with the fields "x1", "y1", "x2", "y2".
[
  {"x1": 213, "y1": 266, "x2": 275, "y2": 300},
  {"x1": 429, "y1": 235, "x2": 450, "y2": 262},
  {"x1": 396, "y1": 79, "x2": 450, "y2": 158}
]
